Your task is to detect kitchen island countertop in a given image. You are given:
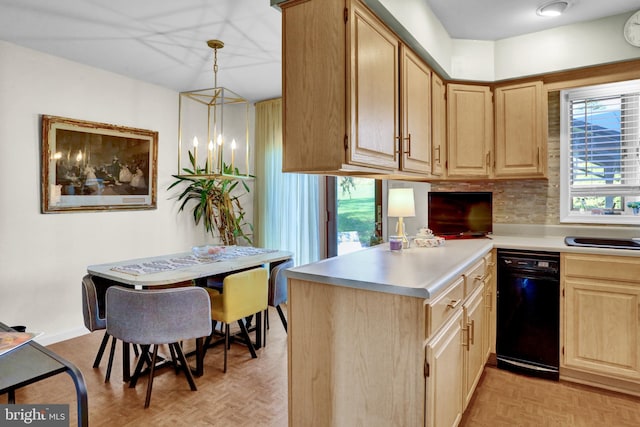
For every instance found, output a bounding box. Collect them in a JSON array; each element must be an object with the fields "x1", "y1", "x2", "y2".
[{"x1": 286, "y1": 233, "x2": 640, "y2": 300}]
